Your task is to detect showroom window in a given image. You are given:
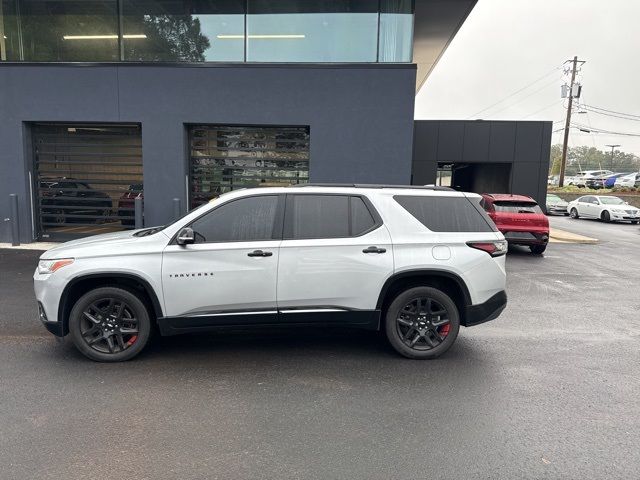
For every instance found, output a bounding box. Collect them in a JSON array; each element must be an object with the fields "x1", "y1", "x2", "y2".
[
  {"x1": 1, "y1": 0, "x2": 413, "y2": 62},
  {"x1": 188, "y1": 125, "x2": 309, "y2": 209},
  {"x1": 246, "y1": 0, "x2": 378, "y2": 62},
  {"x1": 122, "y1": 0, "x2": 245, "y2": 62},
  {"x1": 190, "y1": 195, "x2": 279, "y2": 243}
]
